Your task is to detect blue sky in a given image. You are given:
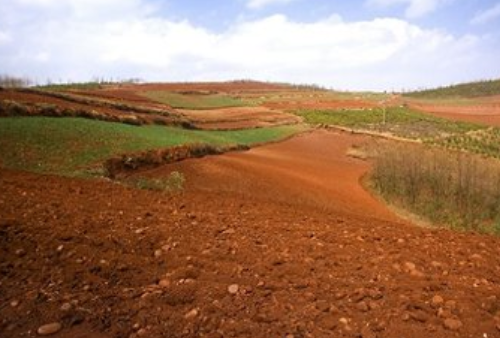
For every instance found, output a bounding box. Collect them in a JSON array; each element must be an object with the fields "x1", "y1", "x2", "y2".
[{"x1": 1, "y1": 0, "x2": 499, "y2": 90}]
